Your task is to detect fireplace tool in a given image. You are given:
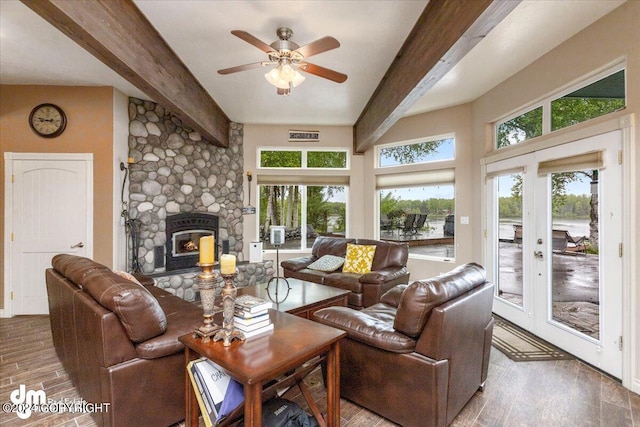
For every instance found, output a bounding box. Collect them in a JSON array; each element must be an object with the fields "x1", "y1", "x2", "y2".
[{"x1": 120, "y1": 160, "x2": 142, "y2": 273}]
